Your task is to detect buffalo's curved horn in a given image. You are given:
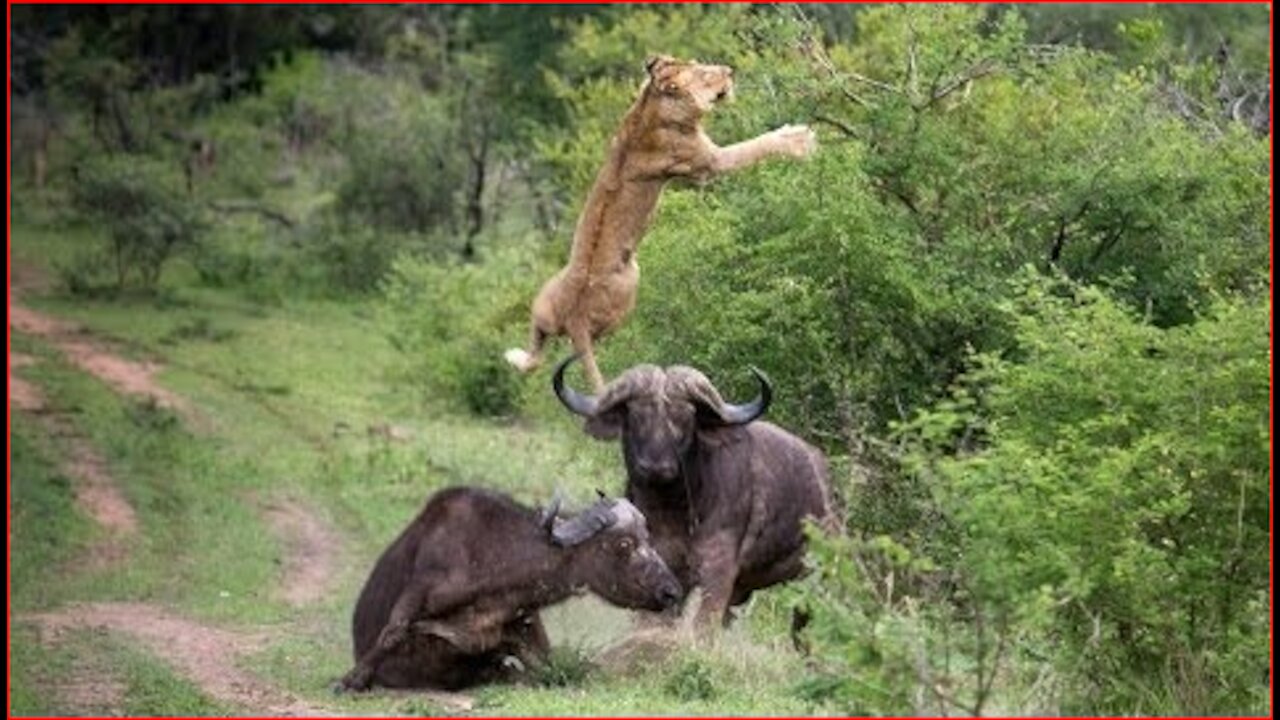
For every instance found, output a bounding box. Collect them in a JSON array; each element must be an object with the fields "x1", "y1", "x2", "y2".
[
  {"x1": 552, "y1": 354, "x2": 598, "y2": 417},
  {"x1": 717, "y1": 366, "x2": 773, "y2": 426},
  {"x1": 551, "y1": 499, "x2": 618, "y2": 547},
  {"x1": 539, "y1": 492, "x2": 563, "y2": 536}
]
